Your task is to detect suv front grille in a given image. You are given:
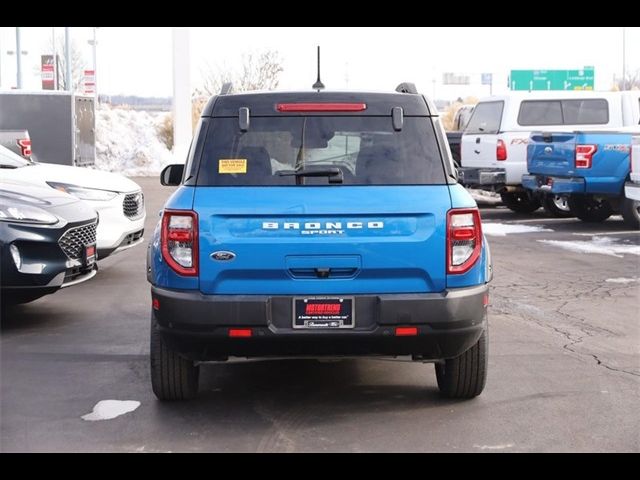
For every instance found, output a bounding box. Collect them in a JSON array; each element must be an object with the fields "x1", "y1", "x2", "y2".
[
  {"x1": 123, "y1": 192, "x2": 144, "y2": 220},
  {"x1": 59, "y1": 222, "x2": 97, "y2": 260}
]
